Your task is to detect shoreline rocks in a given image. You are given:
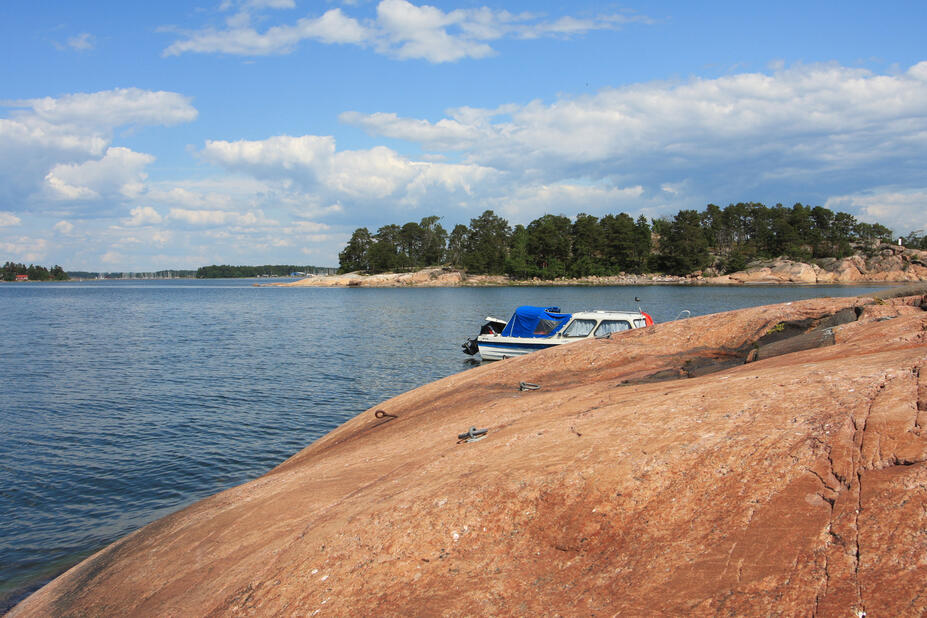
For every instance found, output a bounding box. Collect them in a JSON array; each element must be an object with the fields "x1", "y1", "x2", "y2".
[
  {"x1": 705, "y1": 243, "x2": 927, "y2": 285},
  {"x1": 12, "y1": 286, "x2": 927, "y2": 615}
]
